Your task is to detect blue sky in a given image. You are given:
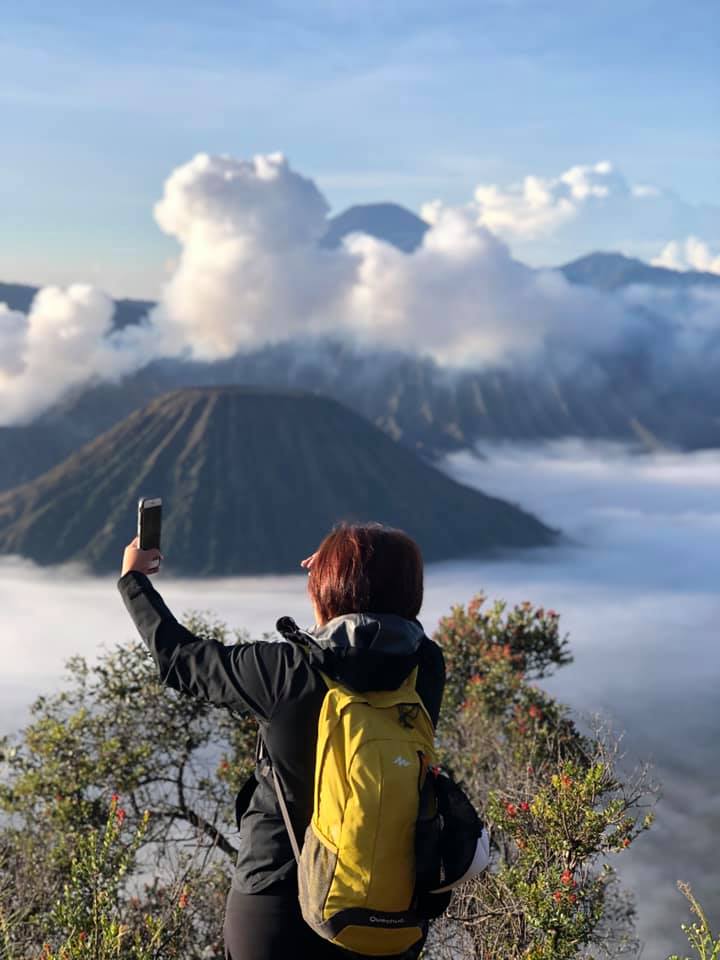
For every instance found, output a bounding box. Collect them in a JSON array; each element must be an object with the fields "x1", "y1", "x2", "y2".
[{"x1": 1, "y1": 0, "x2": 718, "y2": 297}]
